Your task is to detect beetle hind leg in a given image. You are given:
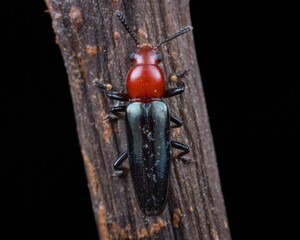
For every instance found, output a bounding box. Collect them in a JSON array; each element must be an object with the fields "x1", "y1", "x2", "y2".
[
  {"x1": 113, "y1": 150, "x2": 129, "y2": 176},
  {"x1": 171, "y1": 140, "x2": 191, "y2": 163}
]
